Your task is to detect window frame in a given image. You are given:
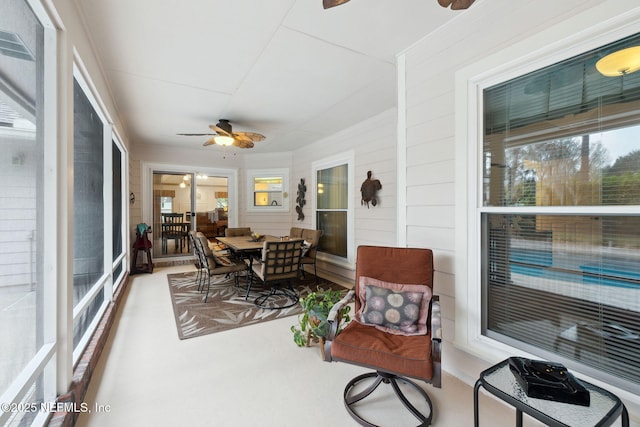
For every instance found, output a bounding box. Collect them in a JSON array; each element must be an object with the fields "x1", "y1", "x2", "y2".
[
  {"x1": 142, "y1": 162, "x2": 238, "y2": 243},
  {"x1": 312, "y1": 151, "x2": 355, "y2": 270},
  {"x1": 112, "y1": 133, "x2": 127, "y2": 290},
  {"x1": 454, "y1": 5, "x2": 640, "y2": 400},
  {"x1": 71, "y1": 62, "x2": 111, "y2": 363},
  {"x1": 245, "y1": 168, "x2": 290, "y2": 212}
]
